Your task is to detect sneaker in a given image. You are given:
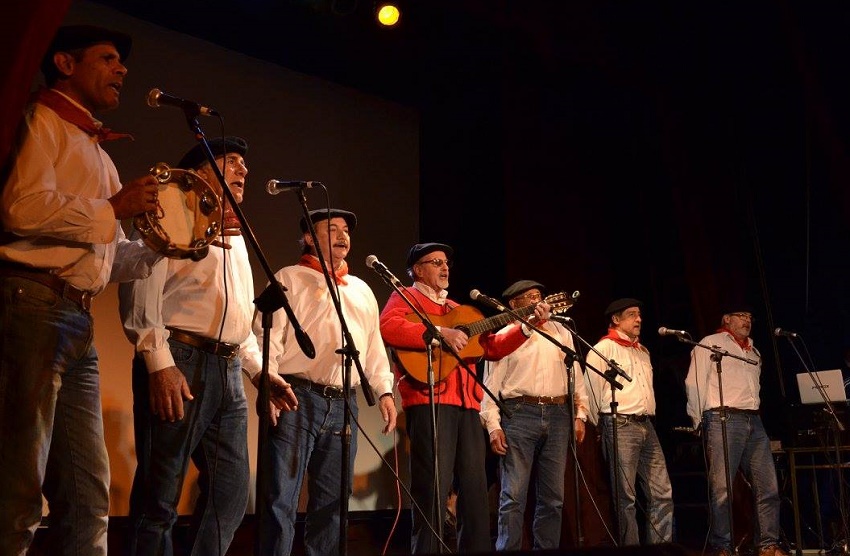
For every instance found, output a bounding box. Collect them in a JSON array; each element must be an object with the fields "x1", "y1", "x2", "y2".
[{"x1": 759, "y1": 545, "x2": 790, "y2": 556}]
